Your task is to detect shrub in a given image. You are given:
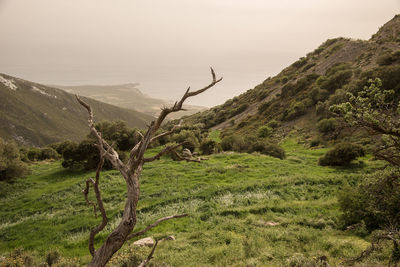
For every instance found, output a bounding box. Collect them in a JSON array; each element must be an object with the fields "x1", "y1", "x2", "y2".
[
  {"x1": 258, "y1": 102, "x2": 270, "y2": 114},
  {"x1": 377, "y1": 50, "x2": 400, "y2": 66},
  {"x1": 0, "y1": 138, "x2": 30, "y2": 181},
  {"x1": 284, "y1": 101, "x2": 306, "y2": 121},
  {"x1": 27, "y1": 147, "x2": 42, "y2": 161},
  {"x1": 61, "y1": 139, "x2": 127, "y2": 170},
  {"x1": 319, "y1": 70, "x2": 353, "y2": 92},
  {"x1": 280, "y1": 76, "x2": 289, "y2": 84},
  {"x1": 250, "y1": 141, "x2": 286, "y2": 159},
  {"x1": 39, "y1": 147, "x2": 60, "y2": 160},
  {"x1": 220, "y1": 136, "x2": 236, "y2": 151},
  {"x1": 220, "y1": 135, "x2": 249, "y2": 152},
  {"x1": 291, "y1": 57, "x2": 308, "y2": 69},
  {"x1": 90, "y1": 120, "x2": 139, "y2": 151},
  {"x1": 230, "y1": 103, "x2": 249, "y2": 117},
  {"x1": 318, "y1": 142, "x2": 365, "y2": 166},
  {"x1": 200, "y1": 139, "x2": 217, "y2": 155},
  {"x1": 257, "y1": 126, "x2": 272, "y2": 138},
  {"x1": 315, "y1": 101, "x2": 330, "y2": 117},
  {"x1": 339, "y1": 168, "x2": 400, "y2": 231},
  {"x1": 317, "y1": 118, "x2": 338, "y2": 135}
]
